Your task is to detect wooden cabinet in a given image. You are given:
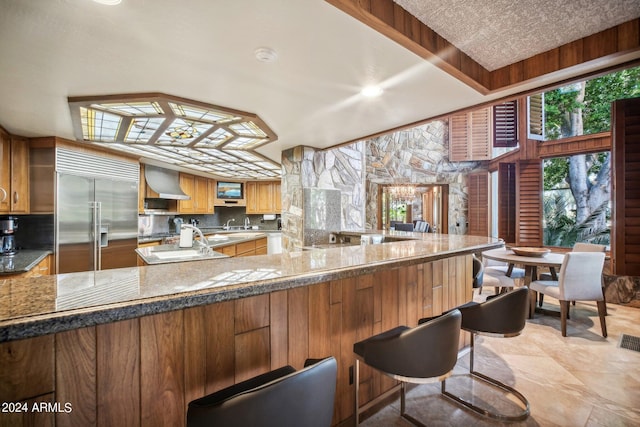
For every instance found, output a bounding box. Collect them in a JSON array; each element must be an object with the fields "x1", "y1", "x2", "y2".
[
  {"x1": 0, "y1": 130, "x2": 29, "y2": 213},
  {"x1": 246, "y1": 181, "x2": 281, "y2": 214},
  {"x1": 2, "y1": 254, "x2": 52, "y2": 279},
  {"x1": 178, "y1": 173, "x2": 214, "y2": 214}
]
